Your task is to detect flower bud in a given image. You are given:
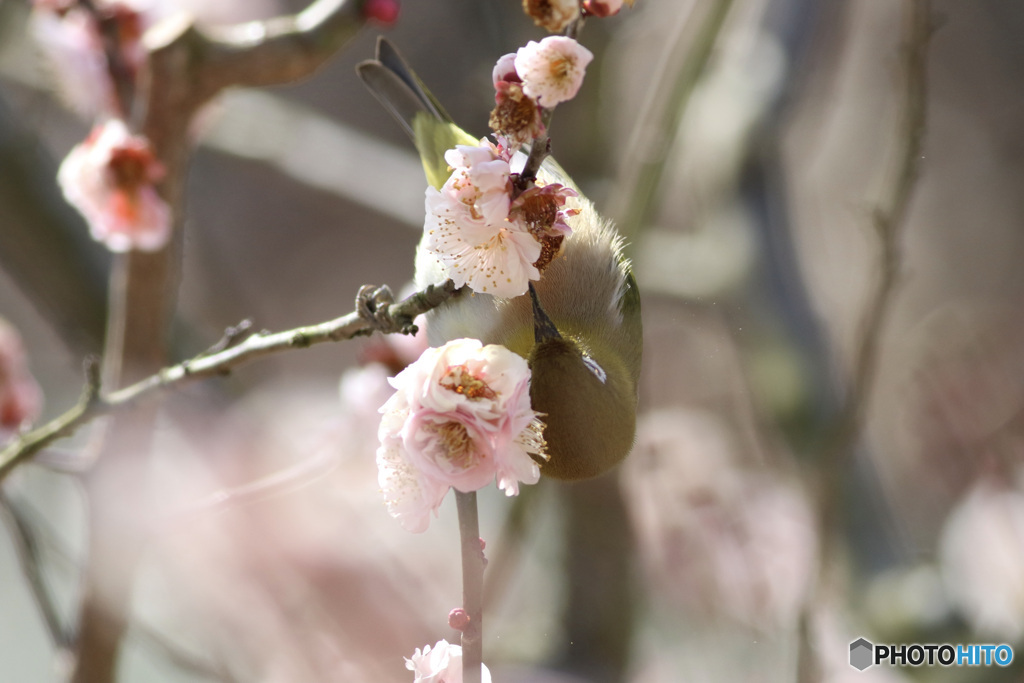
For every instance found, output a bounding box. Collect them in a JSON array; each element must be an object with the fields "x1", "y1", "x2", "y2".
[{"x1": 448, "y1": 608, "x2": 471, "y2": 631}]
